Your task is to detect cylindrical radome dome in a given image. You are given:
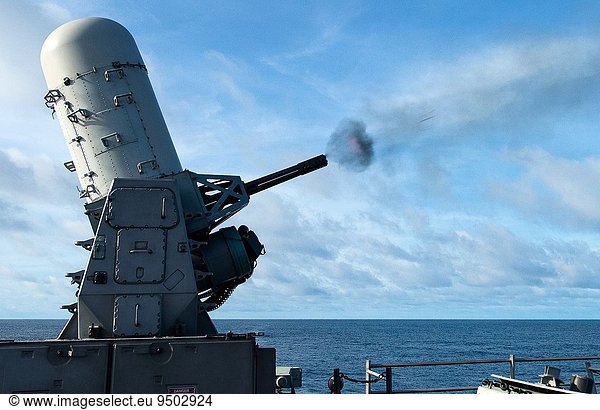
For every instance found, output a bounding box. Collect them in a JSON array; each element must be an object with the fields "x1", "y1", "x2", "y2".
[{"x1": 41, "y1": 17, "x2": 182, "y2": 203}]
